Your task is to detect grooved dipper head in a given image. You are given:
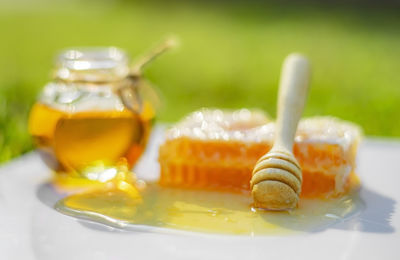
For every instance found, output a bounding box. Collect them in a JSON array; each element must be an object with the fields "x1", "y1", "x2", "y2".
[{"x1": 250, "y1": 151, "x2": 302, "y2": 210}]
